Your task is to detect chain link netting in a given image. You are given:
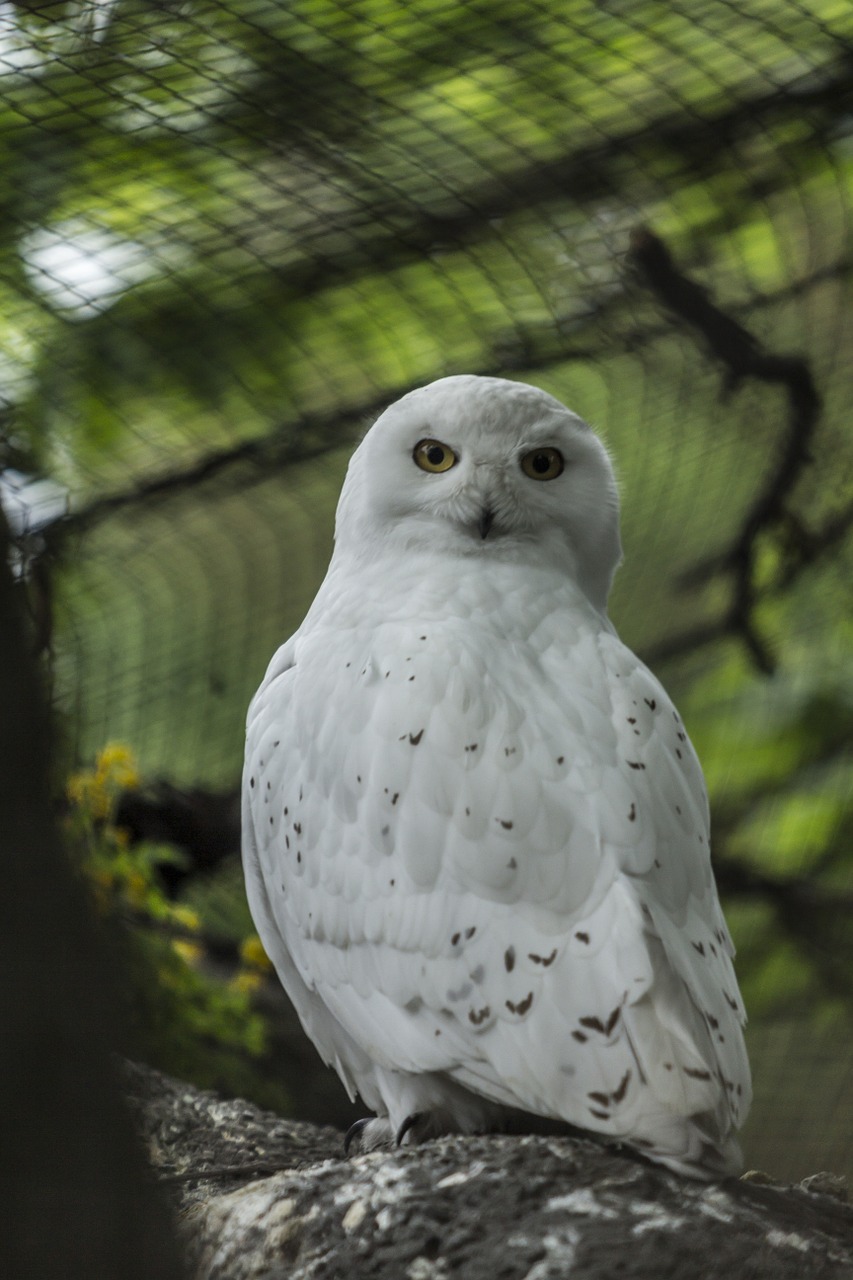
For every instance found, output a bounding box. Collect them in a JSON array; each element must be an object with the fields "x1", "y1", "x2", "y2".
[{"x1": 3, "y1": 0, "x2": 853, "y2": 1180}]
